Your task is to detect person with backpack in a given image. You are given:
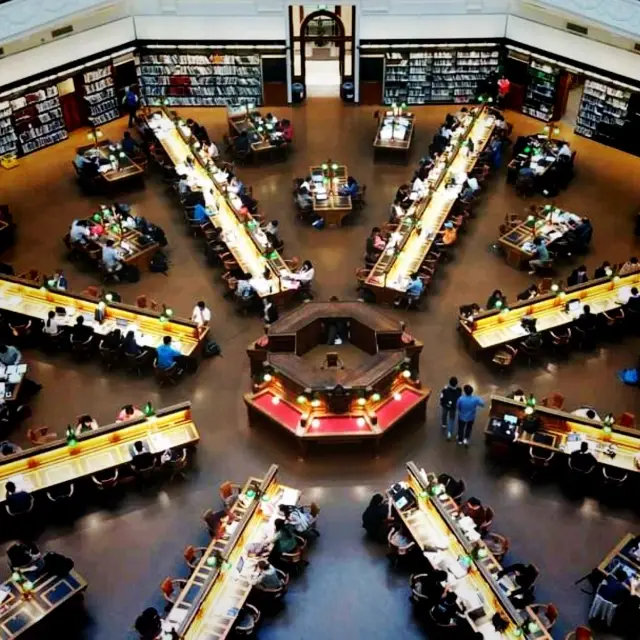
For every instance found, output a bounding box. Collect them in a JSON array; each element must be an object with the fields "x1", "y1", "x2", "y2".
[
  {"x1": 440, "y1": 376, "x2": 462, "y2": 440},
  {"x1": 123, "y1": 86, "x2": 139, "y2": 128}
]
